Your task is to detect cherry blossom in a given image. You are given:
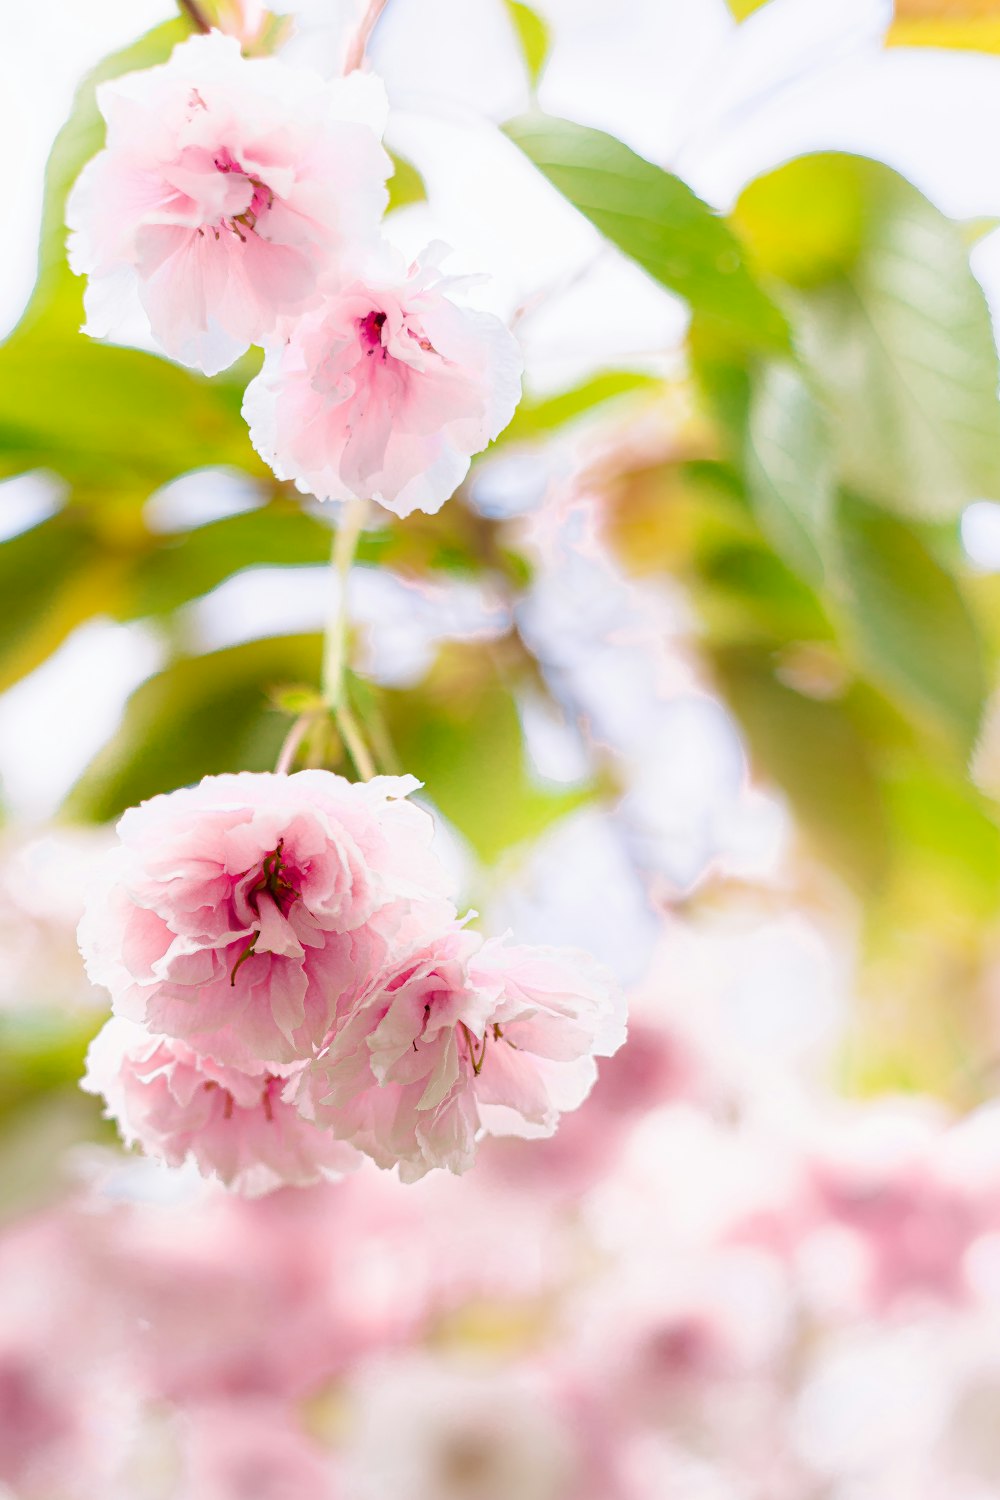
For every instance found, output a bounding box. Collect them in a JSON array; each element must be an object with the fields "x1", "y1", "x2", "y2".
[
  {"x1": 82, "y1": 1017, "x2": 359, "y2": 1195},
  {"x1": 77, "y1": 770, "x2": 455, "y2": 1068},
  {"x1": 67, "y1": 32, "x2": 390, "y2": 374},
  {"x1": 297, "y1": 927, "x2": 626, "y2": 1182},
  {"x1": 242, "y1": 247, "x2": 523, "y2": 516}
]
